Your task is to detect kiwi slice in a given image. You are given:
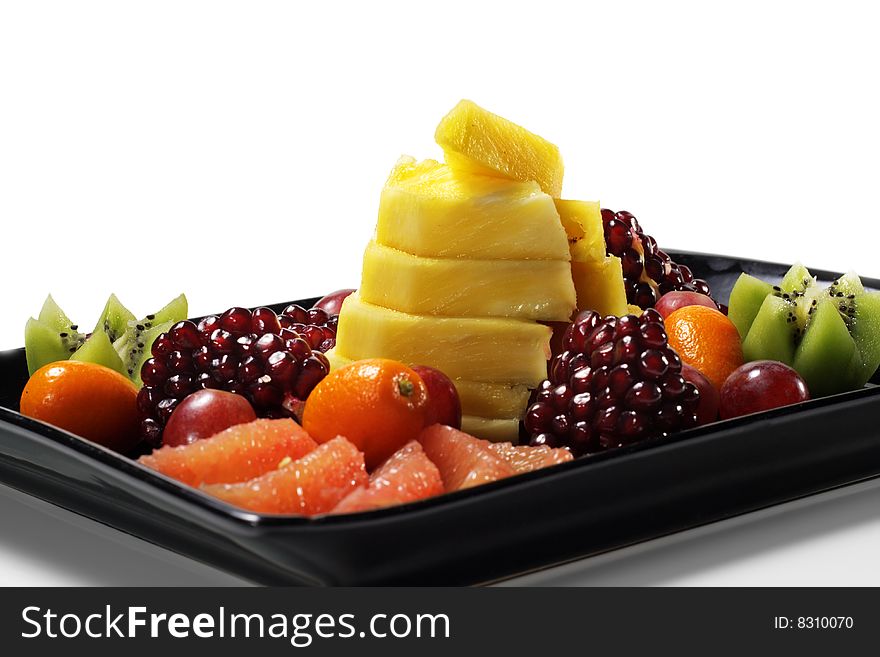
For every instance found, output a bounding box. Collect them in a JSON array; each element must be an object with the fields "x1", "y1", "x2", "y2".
[
  {"x1": 112, "y1": 294, "x2": 188, "y2": 385},
  {"x1": 731, "y1": 263, "x2": 880, "y2": 396},
  {"x1": 23, "y1": 293, "x2": 187, "y2": 384},
  {"x1": 93, "y1": 293, "x2": 136, "y2": 343},
  {"x1": 728, "y1": 273, "x2": 774, "y2": 339},
  {"x1": 24, "y1": 295, "x2": 87, "y2": 375},
  {"x1": 70, "y1": 330, "x2": 127, "y2": 376}
]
